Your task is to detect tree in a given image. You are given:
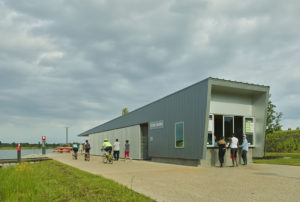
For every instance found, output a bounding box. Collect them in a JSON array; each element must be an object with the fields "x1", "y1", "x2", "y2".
[
  {"x1": 122, "y1": 108, "x2": 129, "y2": 116},
  {"x1": 266, "y1": 95, "x2": 283, "y2": 134},
  {"x1": 264, "y1": 95, "x2": 282, "y2": 157}
]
